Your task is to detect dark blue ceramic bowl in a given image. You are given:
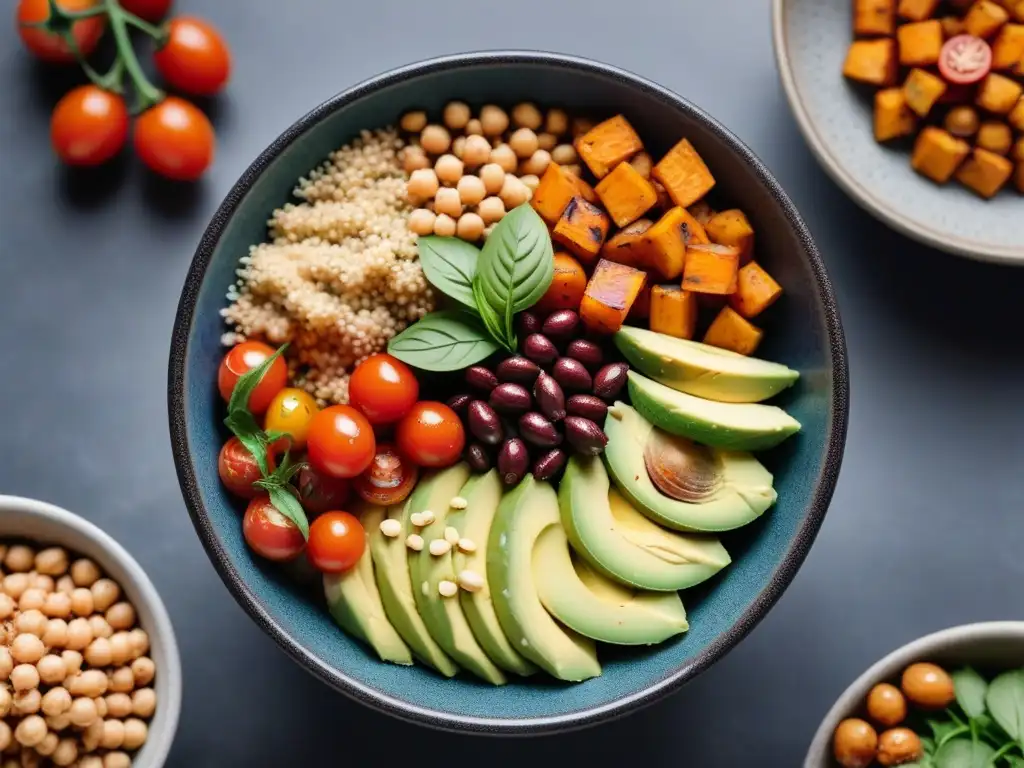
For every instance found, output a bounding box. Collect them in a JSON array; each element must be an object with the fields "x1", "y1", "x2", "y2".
[{"x1": 169, "y1": 51, "x2": 848, "y2": 735}]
